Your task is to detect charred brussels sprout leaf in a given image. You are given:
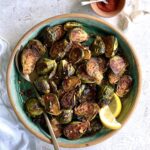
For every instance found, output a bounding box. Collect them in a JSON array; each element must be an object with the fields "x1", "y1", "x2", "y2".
[
  {"x1": 102, "y1": 36, "x2": 118, "y2": 58},
  {"x1": 83, "y1": 48, "x2": 91, "y2": 60},
  {"x1": 58, "y1": 60, "x2": 75, "y2": 78},
  {"x1": 69, "y1": 27, "x2": 89, "y2": 43},
  {"x1": 64, "y1": 22, "x2": 82, "y2": 31},
  {"x1": 63, "y1": 121, "x2": 90, "y2": 139},
  {"x1": 86, "y1": 58, "x2": 103, "y2": 85},
  {"x1": 109, "y1": 56, "x2": 127, "y2": 75},
  {"x1": 36, "y1": 58, "x2": 57, "y2": 78},
  {"x1": 69, "y1": 43, "x2": 84, "y2": 64},
  {"x1": 108, "y1": 71, "x2": 120, "y2": 85},
  {"x1": 27, "y1": 39, "x2": 46, "y2": 55},
  {"x1": 116, "y1": 75, "x2": 132, "y2": 97},
  {"x1": 91, "y1": 36, "x2": 105, "y2": 56},
  {"x1": 74, "y1": 102, "x2": 99, "y2": 121},
  {"x1": 50, "y1": 118, "x2": 62, "y2": 137},
  {"x1": 60, "y1": 90, "x2": 76, "y2": 109},
  {"x1": 42, "y1": 93, "x2": 61, "y2": 116},
  {"x1": 62, "y1": 76, "x2": 81, "y2": 92},
  {"x1": 59, "y1": 109, "x2": 73, "y2": 124},
  {"x1": 50, "y1": 40, "x2": 68, "y2": 59},
  {"x1": 34, "y1": 76, "x2": 50, "y2": 94},
  {"x1": 25, "y1": 98, "x2": 43, "y2": 117},
  {"x1": 21, "y1": 48, "x2": 40, "y2": 75},
  {"x1": 40, "y1": 25, "x2": 65, "y2": 47},
  {"x1": 98, "y1": 57, "x2": 108, "y2": 73},
  {"x1": 49, "y1": 81, "x2": 58, "y2": 94}
]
